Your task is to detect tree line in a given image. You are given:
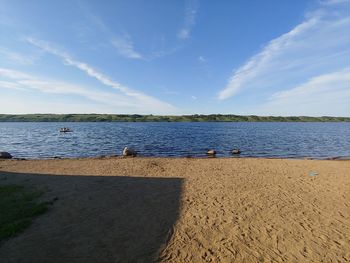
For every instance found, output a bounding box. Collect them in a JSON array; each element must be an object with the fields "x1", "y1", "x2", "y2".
[{"x1": 0, "y1": 114, "x2": 349, "y2": 122}]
